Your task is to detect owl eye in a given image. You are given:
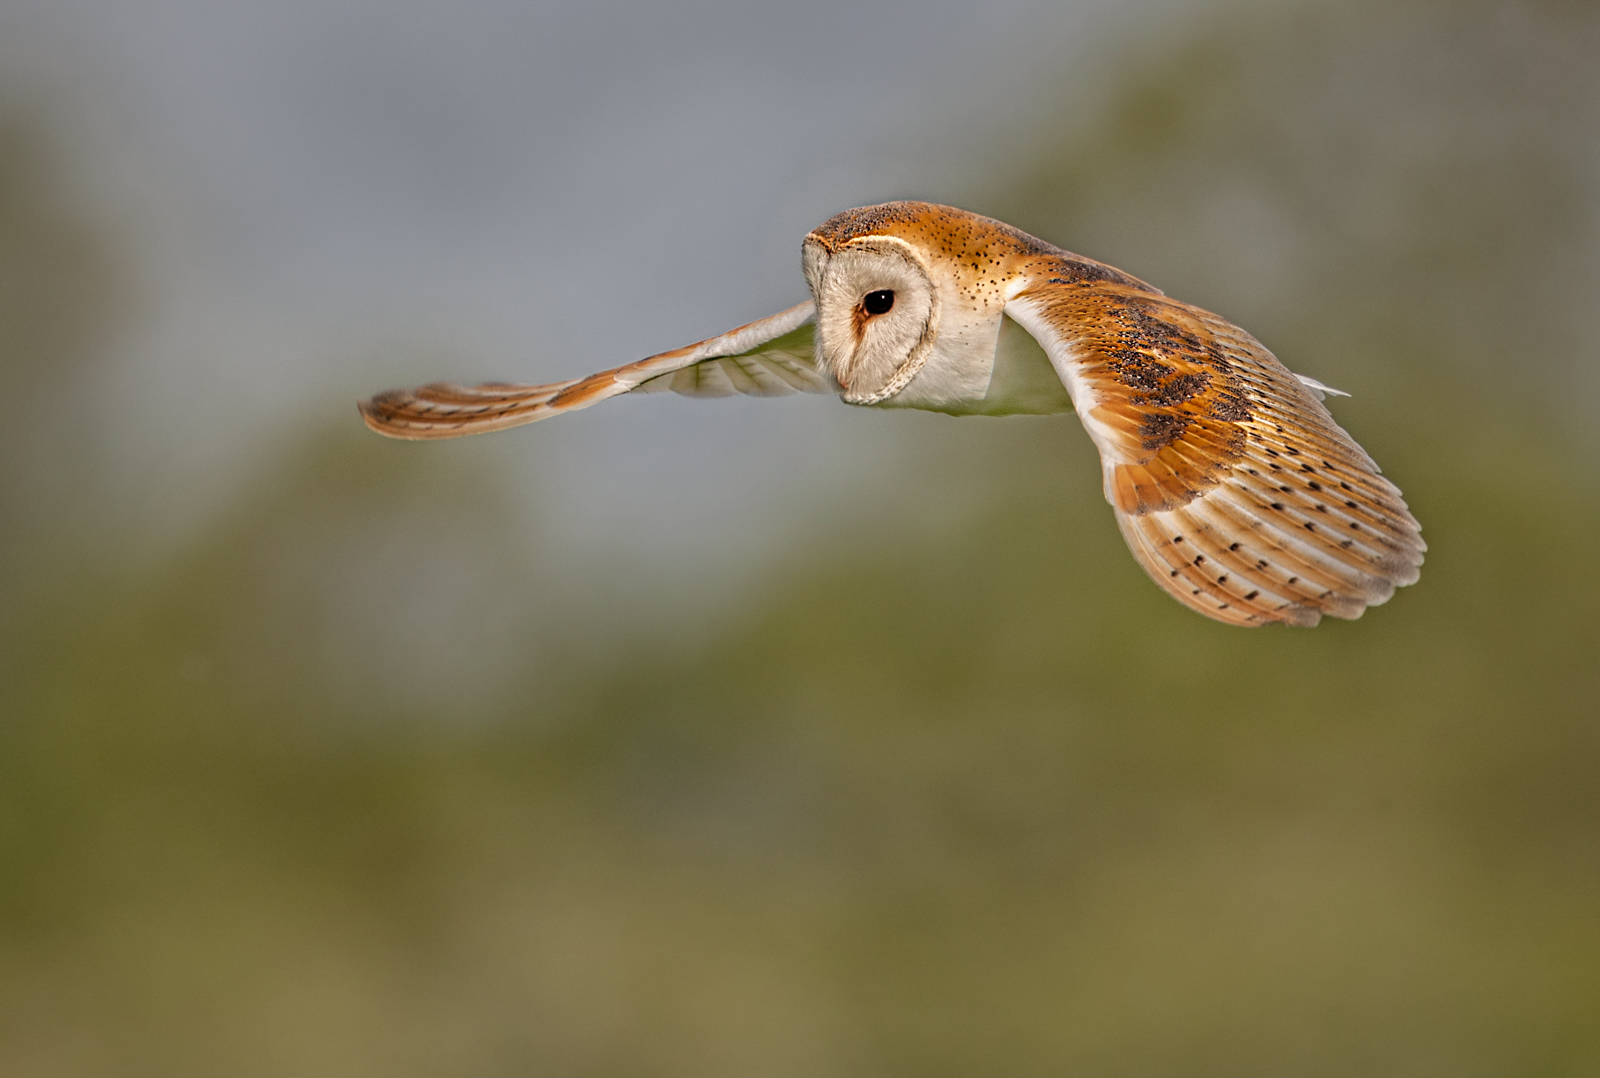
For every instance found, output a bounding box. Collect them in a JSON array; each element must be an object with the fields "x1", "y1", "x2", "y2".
[{"x1": 862, "y1": 290, "x2": 895, "y2": 316}]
